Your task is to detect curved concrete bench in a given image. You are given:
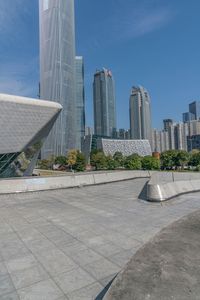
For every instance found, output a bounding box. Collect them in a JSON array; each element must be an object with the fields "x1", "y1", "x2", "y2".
[
  {"x1": 0, "y1": 170, "x2": 150, "y2": 194},
  {"x1": 147, "y1": 171, "x2": 200, "y2": 202},
  {"x1": 104, "y1": 210, "x2": 200, "y2": 300}
]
